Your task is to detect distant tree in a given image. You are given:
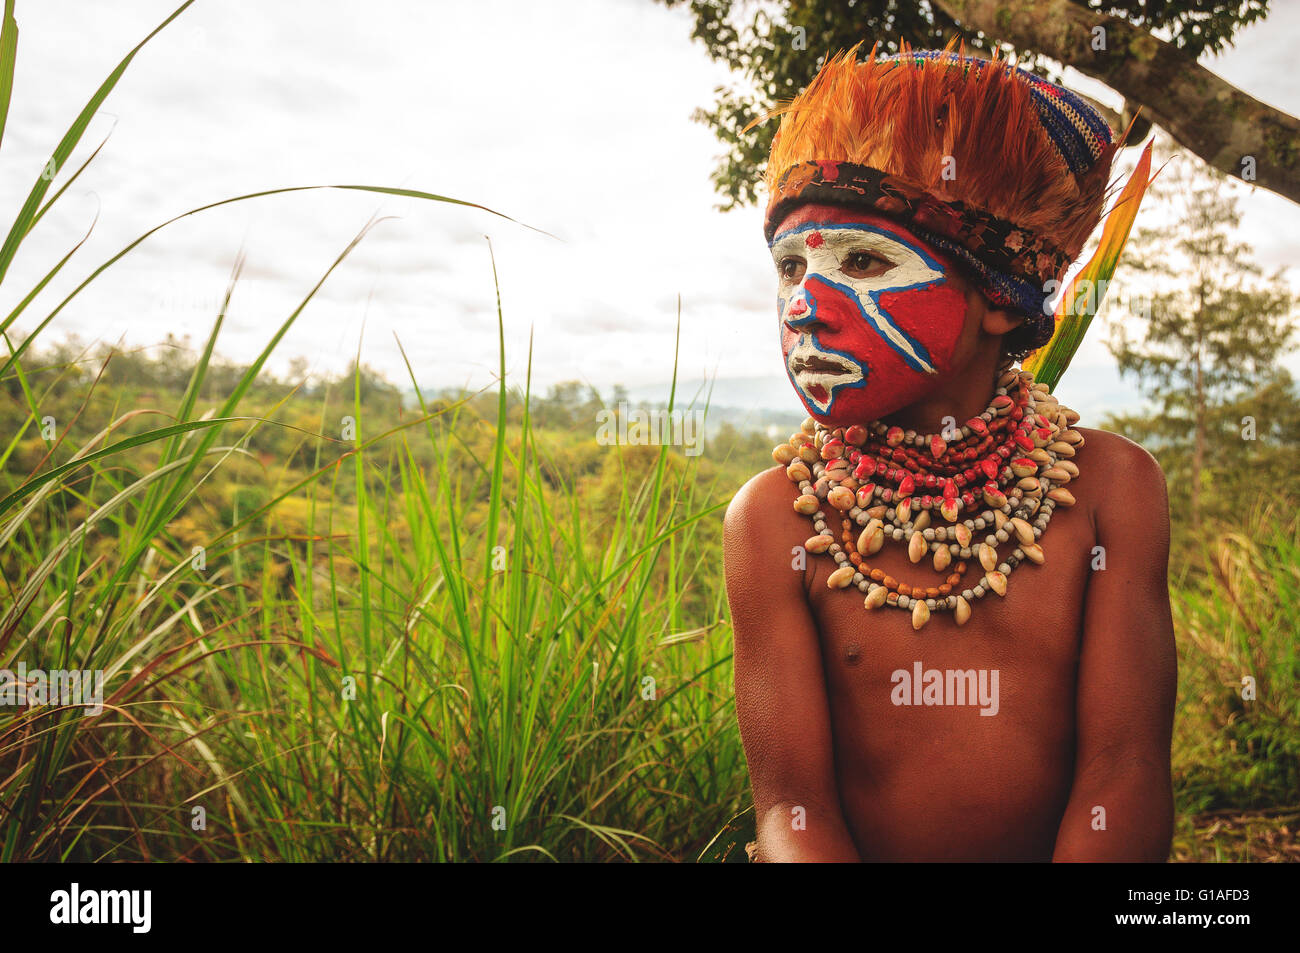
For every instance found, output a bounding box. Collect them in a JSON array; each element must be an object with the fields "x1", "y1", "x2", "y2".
[
  {"x1": 1103, "y1": 149, "x2": 1297, "y2": 537},
  {"x1": 532, "y1": 380, "x2": 609, "y2": 435}
]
